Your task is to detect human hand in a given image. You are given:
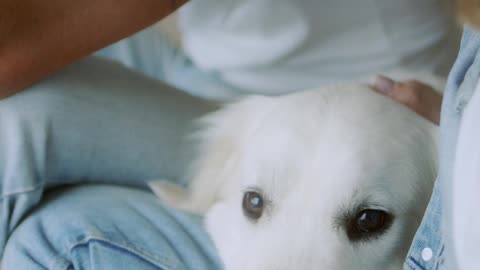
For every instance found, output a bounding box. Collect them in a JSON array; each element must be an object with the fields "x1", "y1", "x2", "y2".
[{"x1": 371, "y1": 75, "x2": 443, "y2": 125}]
